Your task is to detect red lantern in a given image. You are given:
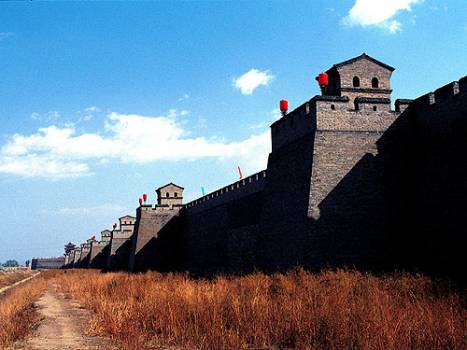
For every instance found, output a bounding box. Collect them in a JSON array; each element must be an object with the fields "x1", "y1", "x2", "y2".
[
  {"x1": 279, "y1": 99, "x2": 288, "y2": 112},
  {"x1": 279, "y1": 99, "x2": 288, "y2": 117},
  {"x1": 143, "y1": 193, "x2": 148, "y2": 202},
  {"x1": 316, "y1": 72, "x2": 328, "y2": 87},
  {"x1": 139, "y1": 197, "x2": 143, "y2": 205}
]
